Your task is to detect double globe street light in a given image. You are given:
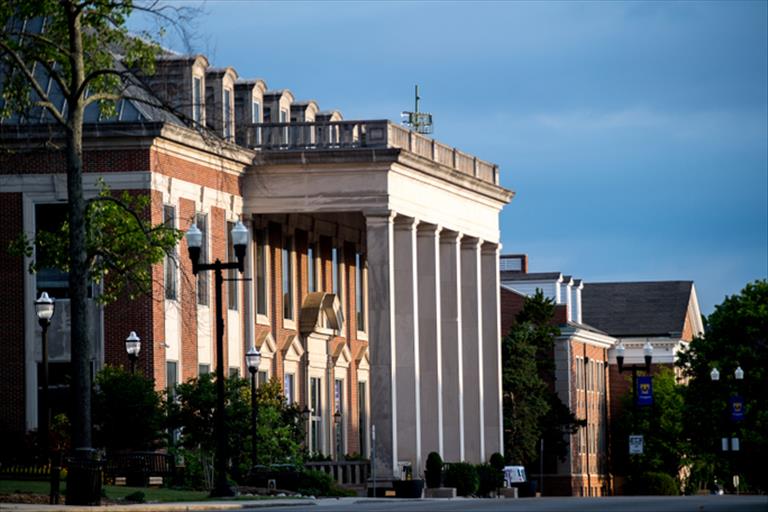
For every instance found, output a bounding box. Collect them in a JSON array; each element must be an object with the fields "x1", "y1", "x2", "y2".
[
  {"x1": 615, "y1": 341, "x2": 654, "y2": 407},
  {"x1": 186, "y1": 220, "x2": 249, "y2": 497}
]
